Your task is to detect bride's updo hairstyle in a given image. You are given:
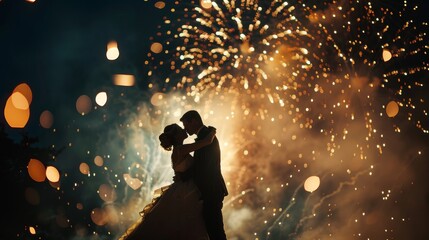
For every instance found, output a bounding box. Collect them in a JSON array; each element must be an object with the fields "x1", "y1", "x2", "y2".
[{"x1": 159, "y1": 123, "x2": 180, "y2": 151}]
